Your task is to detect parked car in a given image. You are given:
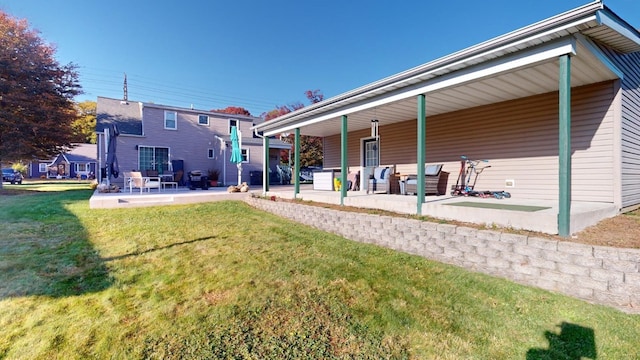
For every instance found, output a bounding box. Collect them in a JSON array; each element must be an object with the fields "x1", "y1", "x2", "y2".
[{"x1": 2, "y1": 168, "x2": 23, "y2": 184}]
